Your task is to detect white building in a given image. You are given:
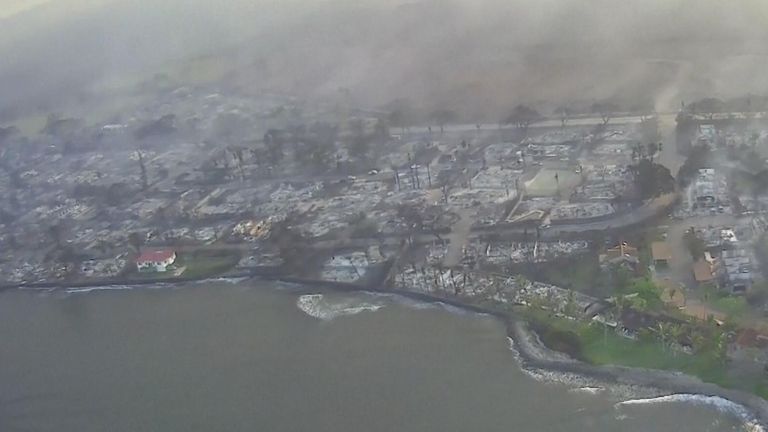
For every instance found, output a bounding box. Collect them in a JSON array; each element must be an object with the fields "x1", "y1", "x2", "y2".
[{"x1": 136, "y1": 250, "x2": 177, "y2": 272}]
